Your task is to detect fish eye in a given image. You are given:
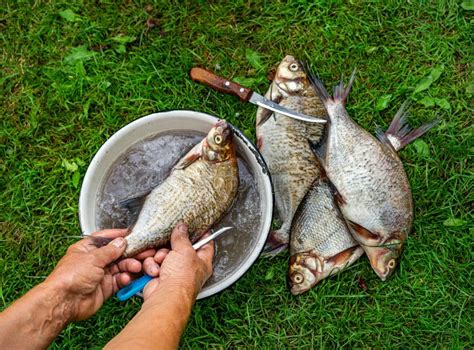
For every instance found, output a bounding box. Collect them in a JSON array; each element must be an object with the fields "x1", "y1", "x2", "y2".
[
  {"x1": 388, "y1": 259, "x2": 396, "y2": 269},
  {"x1": 214, "y1": 135, "x2": 223, "y2": 144},
  {"x1": 293, "y1": 273, "x2": 304, "y2": 284},
  {"x1": 289, "y1": 63, "x2": 299, "y2": 72}
]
